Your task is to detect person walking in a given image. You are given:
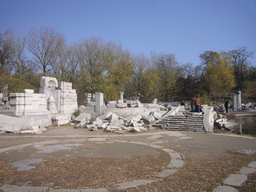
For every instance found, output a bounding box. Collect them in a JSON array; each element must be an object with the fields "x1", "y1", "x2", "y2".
[
  {"x1": 225, "y1": 99, "x2": 229, "y2": 113},
  {"x1": 193, "y1": 96, "x2": 201, "y2": 113}
]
